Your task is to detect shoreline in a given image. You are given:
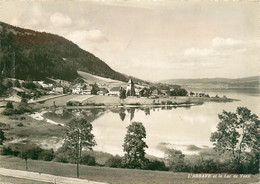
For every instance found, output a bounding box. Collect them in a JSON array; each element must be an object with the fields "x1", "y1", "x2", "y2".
[{"x1": 39, "y1": 94, "x2": 238, "y2": 109}]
